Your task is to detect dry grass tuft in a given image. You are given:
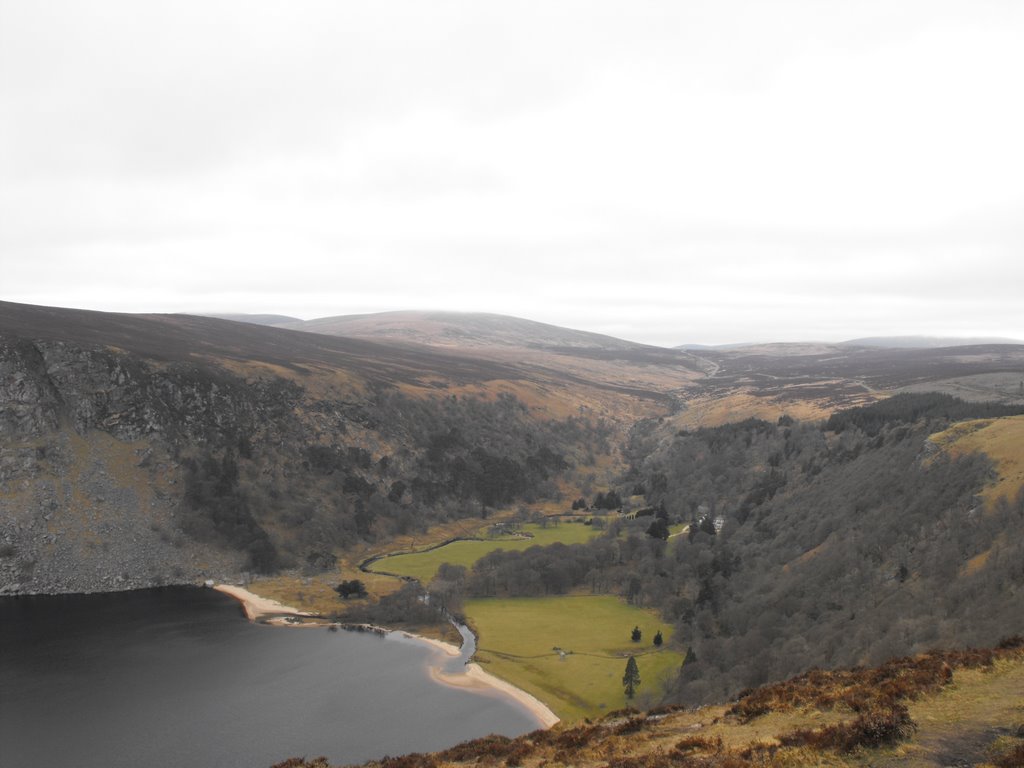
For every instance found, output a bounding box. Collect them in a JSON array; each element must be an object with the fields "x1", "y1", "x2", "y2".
[
  {"x1": 613, "y1": 716, "x2": 649, "y2": 735},
  {"x1": 778, "y1": 703, "x2": 916, "y2": 752},
  {"x1": 727, "y1": 644, "x2": 1019, "y2": 723},
  {"x1": 376, "y1": 753, "x2": 438, "y2": 768},
  {"x1": 673, "y1": 734, "x2": 724, "y2": 754},
  {"x1": 435, "y1": 733, "x2": 523, "y2": 763},
  {"x1": 992, "y1": 742, "x2": 1024, "y2": 768}
]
